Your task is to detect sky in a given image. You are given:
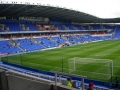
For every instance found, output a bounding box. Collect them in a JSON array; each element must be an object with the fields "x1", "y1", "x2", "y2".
[{"x1": 1, "y1": 0, "x2": 120, "y2": 18}]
